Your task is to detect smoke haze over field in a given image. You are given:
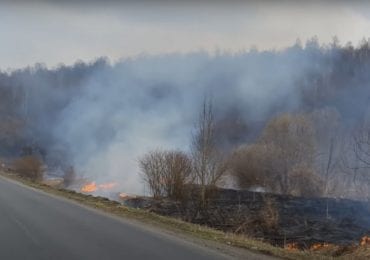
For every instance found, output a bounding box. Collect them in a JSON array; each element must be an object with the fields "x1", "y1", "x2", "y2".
[
  {"x1": 0, "y1": 50, "x2": 309, "y2": 194},
  {"x1": 1, "y1": 39, "x2": 370, "y2": 195}
]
